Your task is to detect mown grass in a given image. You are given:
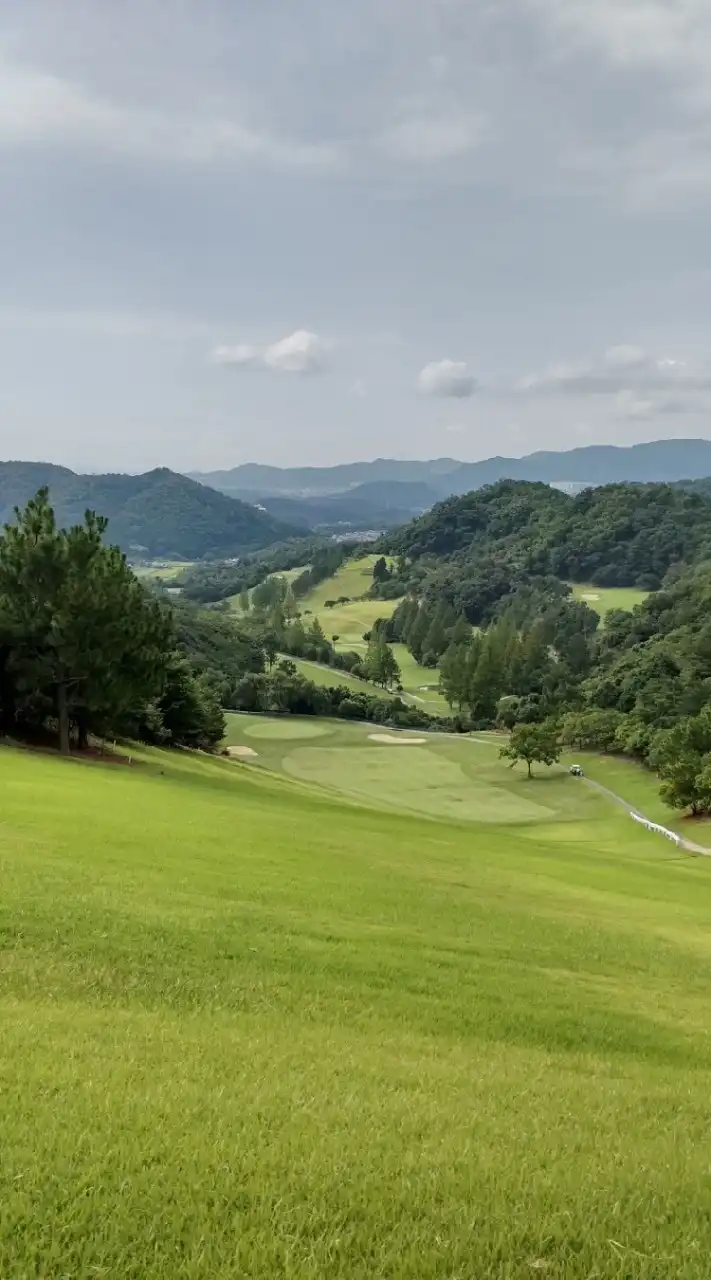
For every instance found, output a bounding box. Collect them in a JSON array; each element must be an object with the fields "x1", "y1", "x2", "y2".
[
  {"x1": 3, "y1": 734, "x2": 711, "y2": 1274},
  {"x1": 569, "y1": 583, "x2": 649, "y2": 618},
  {"x1": 132, "y1": 560, "x2": 194, "y2": 581},
  {"x1": 571, "y1": 750, "x2": 711, "y2": 849}
]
